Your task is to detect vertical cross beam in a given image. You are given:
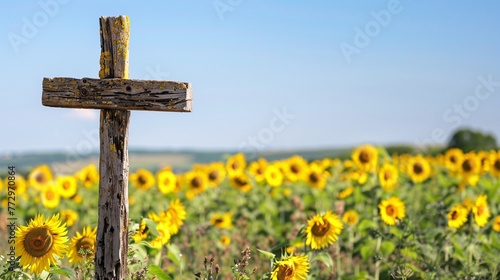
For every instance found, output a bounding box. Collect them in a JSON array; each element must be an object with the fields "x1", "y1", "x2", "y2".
[{"x1": 95, "y1": 16, "x2": 130, "y2": 279}]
